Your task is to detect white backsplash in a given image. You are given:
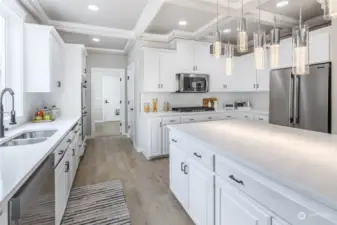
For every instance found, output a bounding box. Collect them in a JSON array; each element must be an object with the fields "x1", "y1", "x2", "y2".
[{"x1": 141, "y1": 92, "x2": 269, "y2": 112}]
